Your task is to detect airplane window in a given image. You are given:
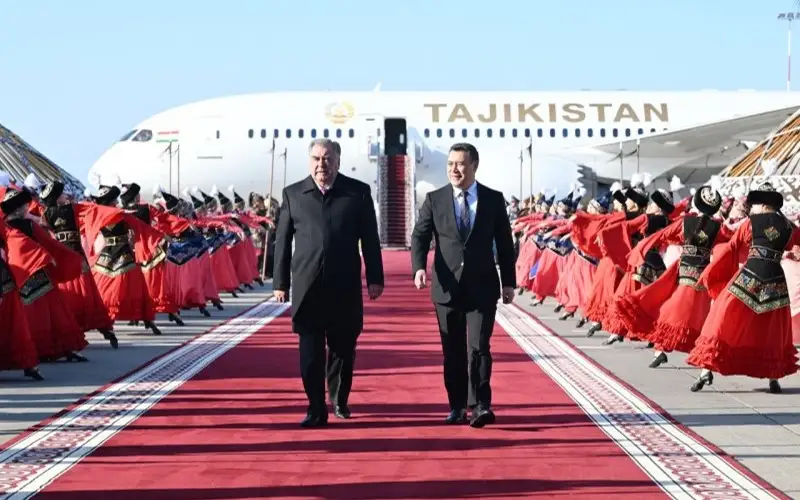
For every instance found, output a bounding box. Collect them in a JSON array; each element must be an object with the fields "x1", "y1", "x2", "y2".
[
  {"x1": 612, "y1": 129, "x2": 619, "y2": 138},
  {"x1": 524, "y1": 129, "x2": 530, "y2": 138},
  {"x1": 486, "y1": 128, "x2": 492, "y2": 138},
  {"x1": 323, "y1": 129, "x2": 330, "y2": 138},
  {"x1": 424, "y1": 128, "x2": 430, "y2": 138},
  {"x1": 311, "y1": 129, "x2": 317, "y2": 138},
  {"x1": 260, "y1": 129, "x2": 266, "y2": 139},
  {"x1": 511, "y1": 128, "x2": 518, "y2": 138},
  {"x1": 587, "y1": 128, "x2": 594, "y2": 137},
  {"x1": 348, "y1": 129, "x2": 354, "y2": 138},
  {"x1": 286, "y1": 129, "x2": 292, "y2": 138},
  {"x1": 436, "y1": 129, "x2": 442, "y2": 138},
  {"x1": 625, "y1": 128, "x2": 631, "y2": 137},
  {"x1": 499, "y1": 129, "x2": 505, "y2": 138},
  {"x1": 474, "y1": 128, "x2": 480, "y2": 138},
  {"x1": 248, "y1": 129, "x2": 254, "y2": 139},
  {"x1": 449, "y1": 129, "x2": 455, "y2": 138},
  {"x1": 574, "y1": 128, "x2": 581, "y2": 138},
  {"x1": 132, "y1": 129, "x2": 152, "y2": 142},
  {"x1": 118, "y1": 130, "x2": 137, "y2": 142},
  {"x1": 637, "y1": 128, "x2": 644, "y2": 135},
  {"x1": 298, "y1": 129, "x2": 304, "y2": 138},
  {"x1": 216, "y1": 130, "x2": 220, "y2": 139},
  {"x1": 274, "y1": 129, "x2": 279, "y2": 138},
  {"x1": 562, "y1": 128, "x2": 568, "y2": 138},
  {"x1": 600, "y1": 128, "x2": 606, "y2": 137},
  {"x1": 461, "y1": 129, "x2": 467, "y2": 138},
  {"x1": 336, "y1": 129, "x2": 342, "y2": 138},
  {"x1": 549, "y1": 128, "x2": 556, "y2": 138},
  {"x1": 537, "y1": 128, "x2": 543, "y2": 138},
  {"x1": 650, "y1": 128, "x2": 656, "y2": 133}
]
